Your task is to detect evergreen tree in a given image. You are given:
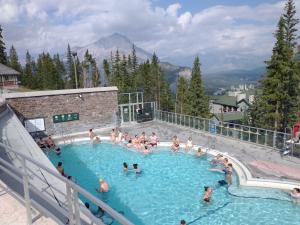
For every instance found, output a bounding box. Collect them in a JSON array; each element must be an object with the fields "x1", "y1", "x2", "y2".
[
  {"x1": 103, "y1": 59, "x2": 111, "y2": 86},
  {"x1": 176, "y1": 76, "x2": 189, "y2": 114},
  {"x1": 251, "y1": 17, "x2": 298, "y2": 130},
  {"x1": 8, "y1": 45, "x2": 21, "y2": 72},
  {"x1": 53, "y1": 54, "x2": 65, "y2": 89},
  {"x1": 283, "y1": 0, "x2": 299, "y2": 51},
  {"x1": 66, "y1": 44, "x2": 76, "y2": 88},
  {"x1": 22, "y1": 50, "x2": 34, "y2": 87},
  {"x1": 0, "y1": 25, "x2": 7, "y2": 65},
  {"x1": 132, "y1": 44, "x2": 138, "y2": 71},
  {"x1": 186, "y1": 56, "x2": 209, "y2": 117}
]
